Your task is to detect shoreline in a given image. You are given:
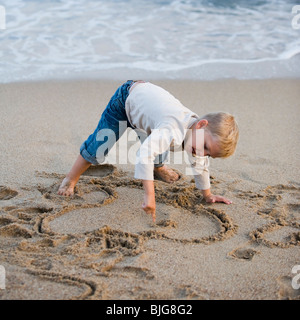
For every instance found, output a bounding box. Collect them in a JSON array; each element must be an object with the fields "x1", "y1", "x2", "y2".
[
  {"x1": 1, "y1": 53, "x2": 300, "y2": 84},
  {"x1": 0, "y1": 78, "x2": 299, "y2": 300}
]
